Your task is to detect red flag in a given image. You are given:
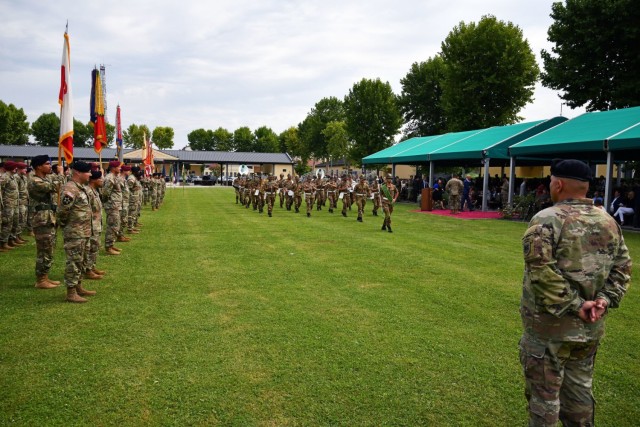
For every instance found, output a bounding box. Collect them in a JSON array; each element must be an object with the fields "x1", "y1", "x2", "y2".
[
  {"x1": 59, "y1": 31, "x2": 73, "y2": 163},
  {"x1": 116, "y1": 105, "x2": 123, "y2": 154},
  {"x1": 91, "y1": 68, "x2": 107, "y2": 153}
]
